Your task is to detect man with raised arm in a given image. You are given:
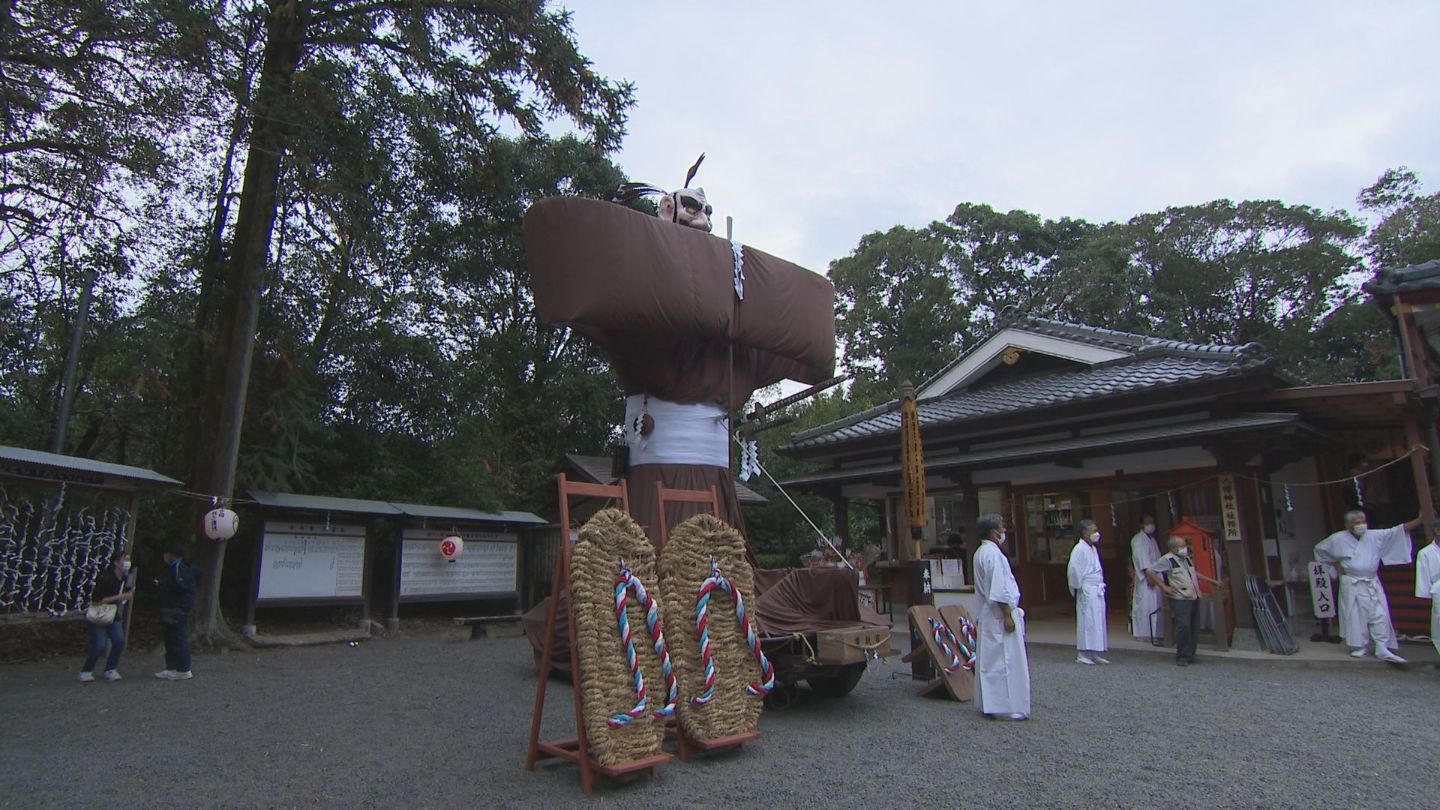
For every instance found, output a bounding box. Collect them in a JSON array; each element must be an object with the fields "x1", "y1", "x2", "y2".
[{"x1": 1315, "y1": 510, "x2": 1422, "y2": 663}]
